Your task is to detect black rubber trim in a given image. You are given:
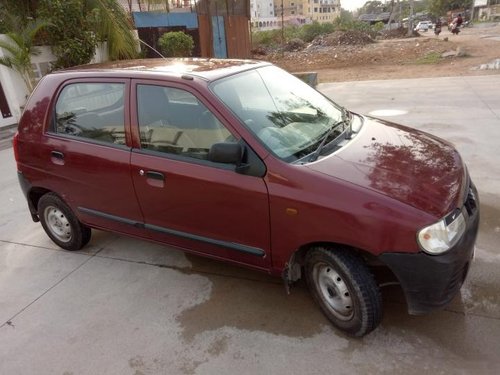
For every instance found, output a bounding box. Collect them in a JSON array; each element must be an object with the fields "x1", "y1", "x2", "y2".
[
  {"x1": 145, "y1": 223, "x2": 265, "y2": 257},
  {"x1": 78, "y1": 206, "x2": 265, "y2": 257},
  {"x1": 78, "y1": 207, "x2": 144, "y2": 228}
]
